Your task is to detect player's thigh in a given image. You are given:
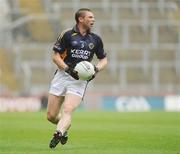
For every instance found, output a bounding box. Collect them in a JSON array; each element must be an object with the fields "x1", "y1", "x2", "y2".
[
  {"x1": 47, "y1": 94, "x2": 64, "y2": 118},
  {"x1": 63, "y1": 93, "x2": 82, "y2": 113}
]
